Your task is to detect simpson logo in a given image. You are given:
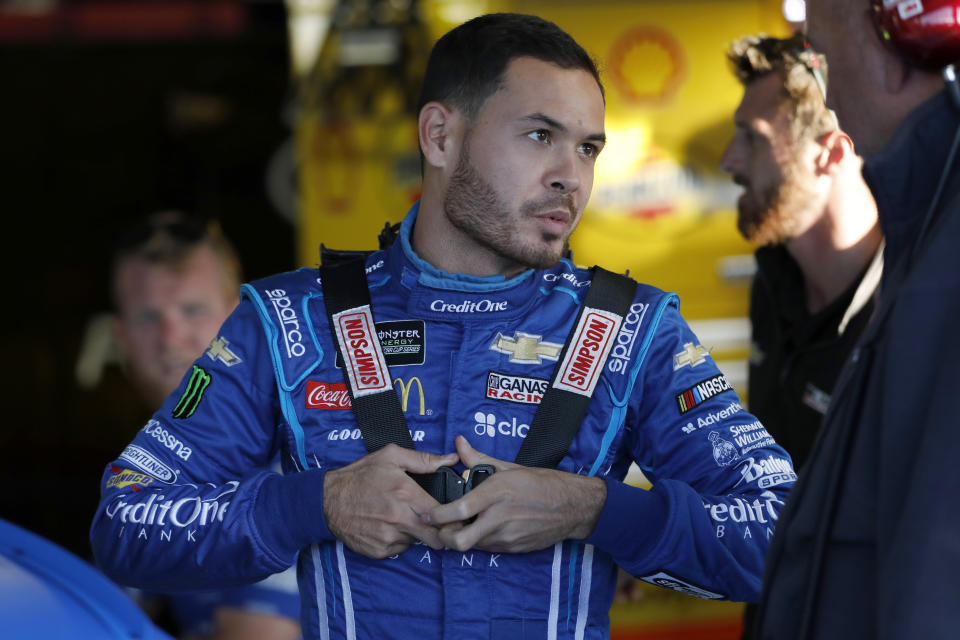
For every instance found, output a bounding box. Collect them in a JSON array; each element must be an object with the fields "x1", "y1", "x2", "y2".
[
  {"x1": 676, "y1": 374, "x2": 732, "y2": 414},
  {"x1": 553, "y1": 308, "x2": 620, "y2": 396},
  {"x1": 640, "y1": 572, "x2": 724, "y2": 600},
  {"x1": 486, "y1": 371, "x2": 548, "y2": 405},
  {"x1": 173, "y1": 365, "x2": 211, "y2": 420},
  {"x1": 306, "y1": 381, "x2": 352, "y2": 409},
  {"x1": 333, "y1": 306, "x2": 392, "y2": 397},
  {"x1": 107, "y1": 469, "x2": 156, "y2": 490},
  {"x1": 119, "y1": 445, "x2": 175, "y2": 483}
]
